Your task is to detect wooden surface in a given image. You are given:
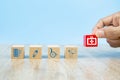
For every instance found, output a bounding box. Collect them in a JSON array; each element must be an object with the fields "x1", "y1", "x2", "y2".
[{"x1": 0, "y1": 45, "x2": 120, "y2": 80}]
